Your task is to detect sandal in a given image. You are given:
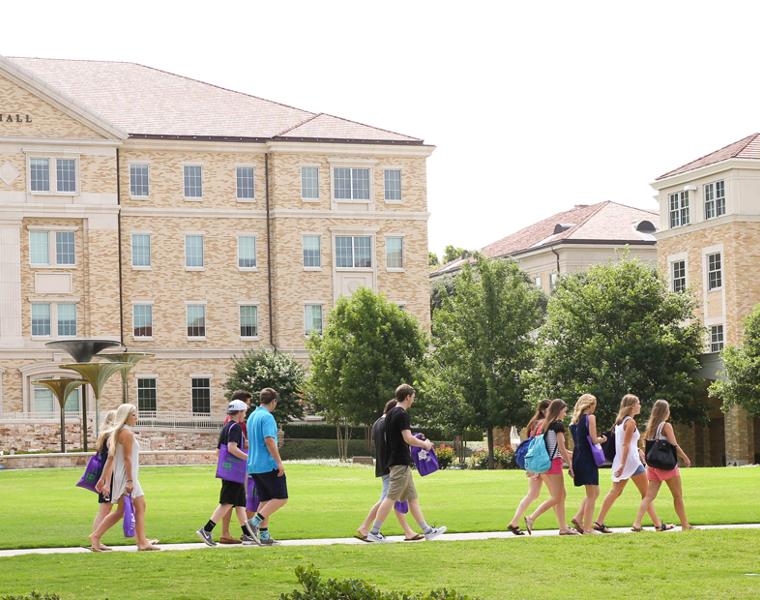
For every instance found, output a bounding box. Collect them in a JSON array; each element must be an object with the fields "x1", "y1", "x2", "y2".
[
  {"x1": 353, "y1": 530, "x2": 370, "y2": 542},
  {"x1": 523, "y1": 516, "x2": 534, "y2": 536},
  {"x1": 507, "y1": 524, "x2": 525, "y2": 536},
  {"x1": 88, "y1": 546, "x2": 104, "y2": 553},
  {"x1": 559, "y1": 529, "x2": 579, "y2": 535},
  {"x1": 657, "y1": 523, "x2": 675, "y2": 531},
  {"x1": 630, "y1": 525, "x2": 643, "y2": 532},
  {"x1": 570, "y1": 518, "x2": 585, "y2": 534},
  {"x1": 403, "y1": 533, "x2": 424, "y2": 541},
  {"x1": 593, "y1": 521, "x2": 612, "y2": 534}
]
